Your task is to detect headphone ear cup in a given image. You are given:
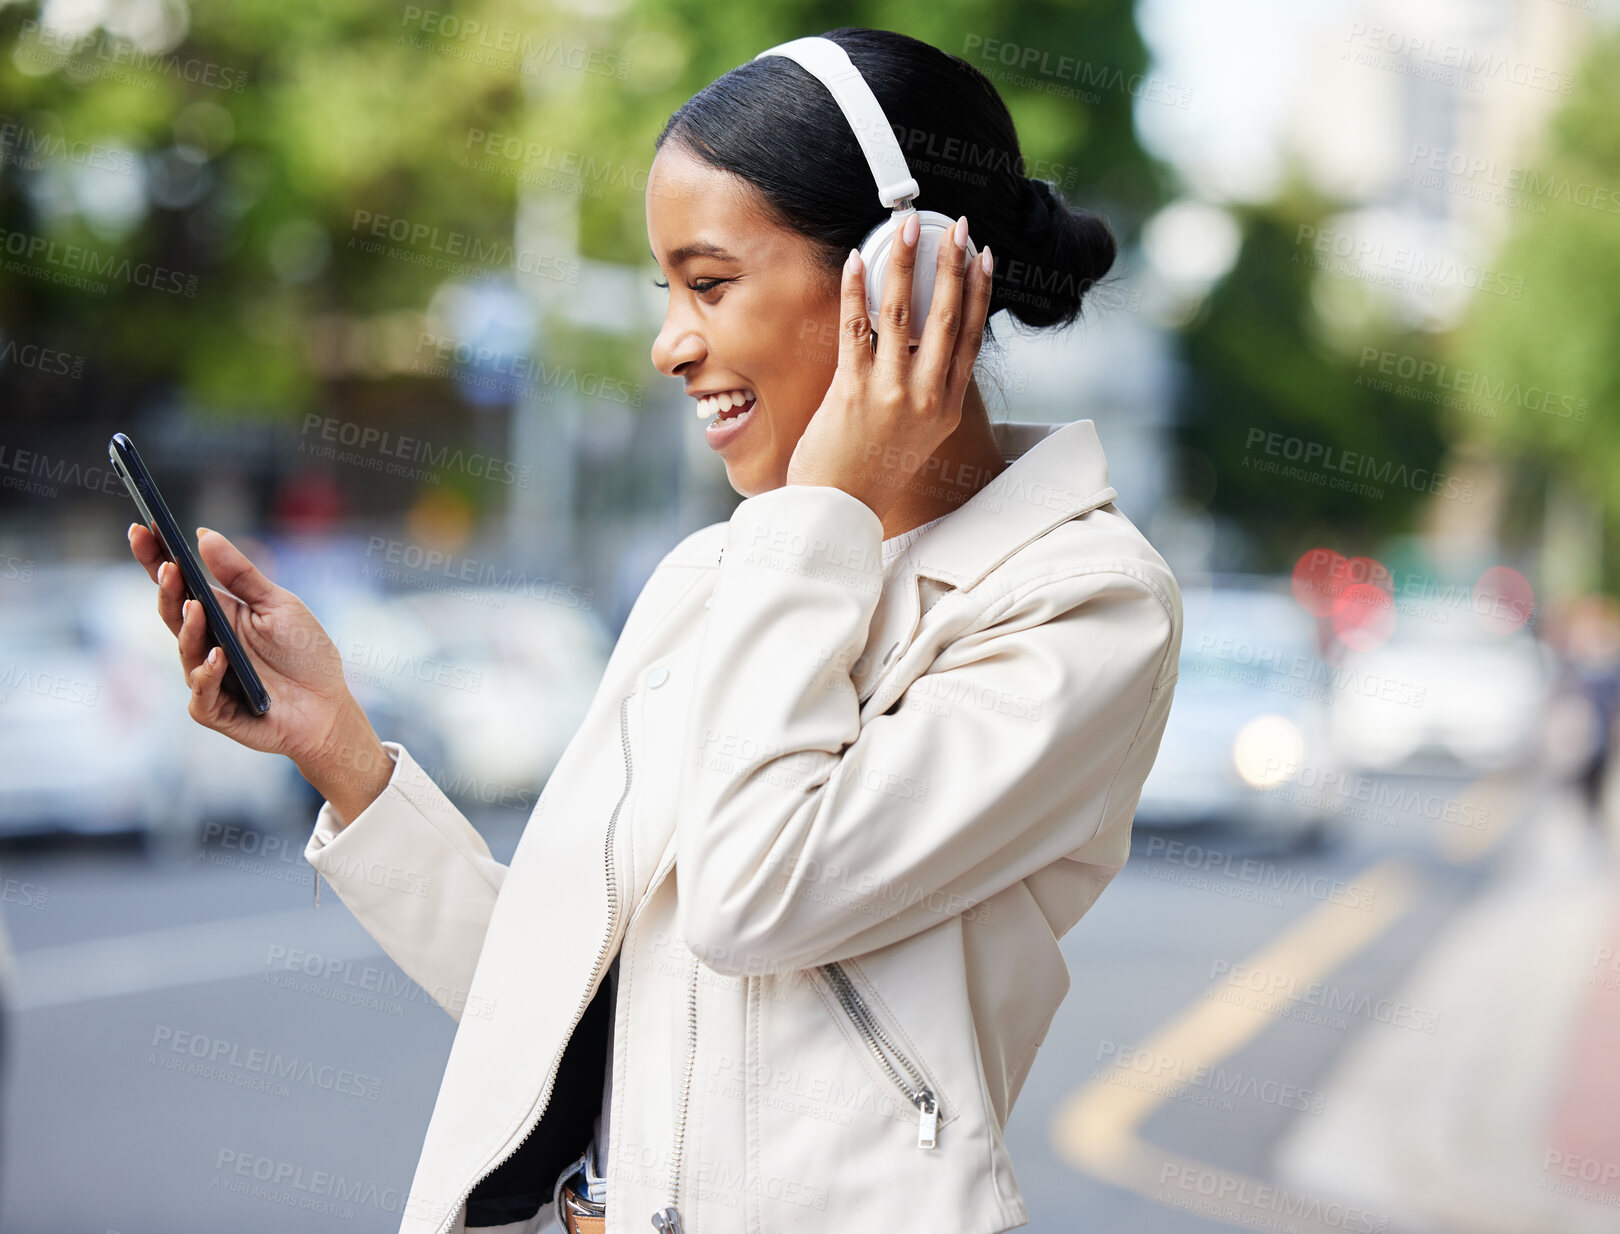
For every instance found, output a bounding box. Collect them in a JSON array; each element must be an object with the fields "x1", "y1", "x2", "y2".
[
  {"x1": 860, "y1": 210, "x2": 978, "y2": 344},
  {"x1": 858, "y1": 215, "x2": 899, "y2": 334}
]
